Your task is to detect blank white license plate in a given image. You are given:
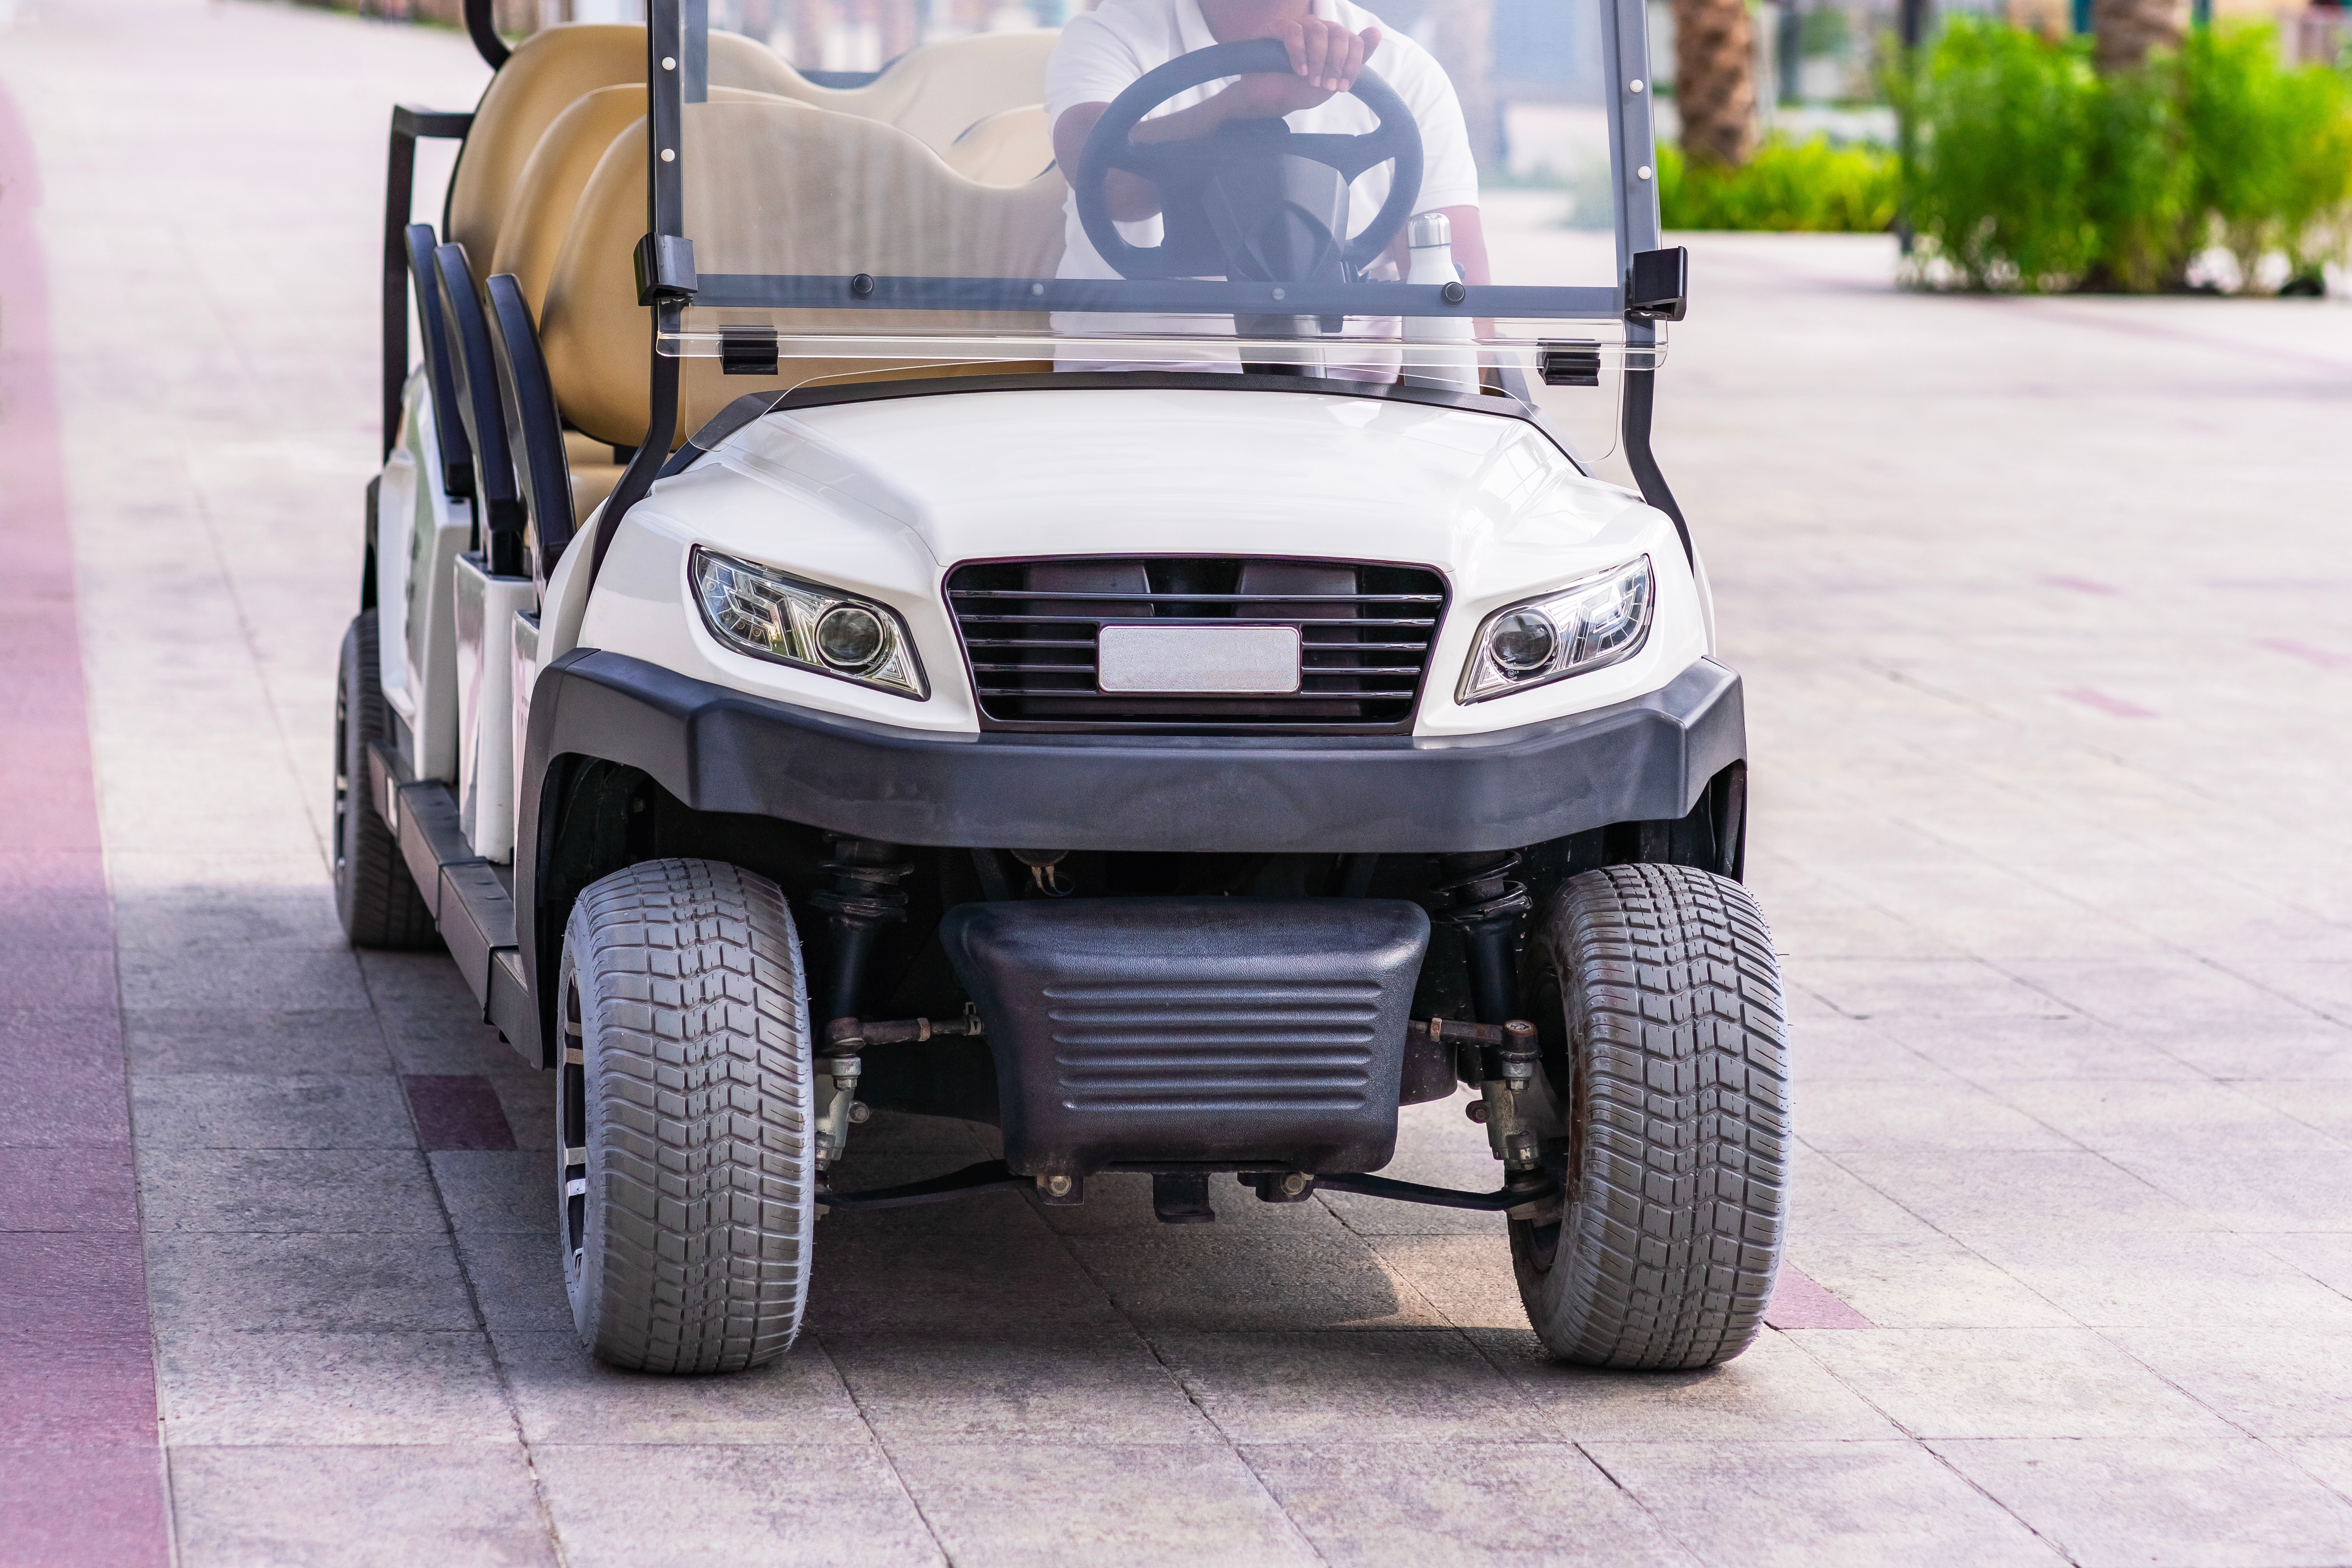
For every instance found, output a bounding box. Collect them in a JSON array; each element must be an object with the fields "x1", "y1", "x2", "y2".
[{"x1": 1096, "y1": 625, "x2": 1302, "y2": 695}]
